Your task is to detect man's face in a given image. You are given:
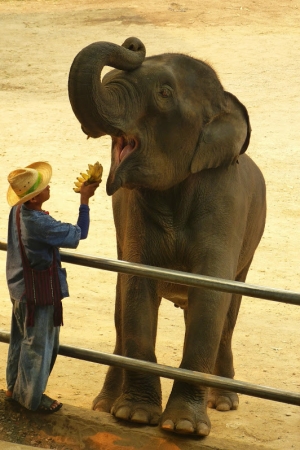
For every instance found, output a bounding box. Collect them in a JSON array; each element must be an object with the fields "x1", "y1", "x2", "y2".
[{"x1": 34, "y1": 185, "x2": 50, "y2": 203}]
